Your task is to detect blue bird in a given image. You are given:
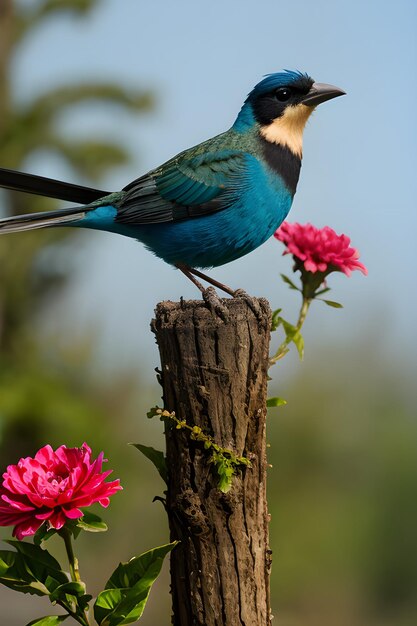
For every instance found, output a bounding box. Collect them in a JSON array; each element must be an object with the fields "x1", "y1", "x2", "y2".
[{"x1": 0, "y1": 71, "x2": 344, "y2": 312}]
